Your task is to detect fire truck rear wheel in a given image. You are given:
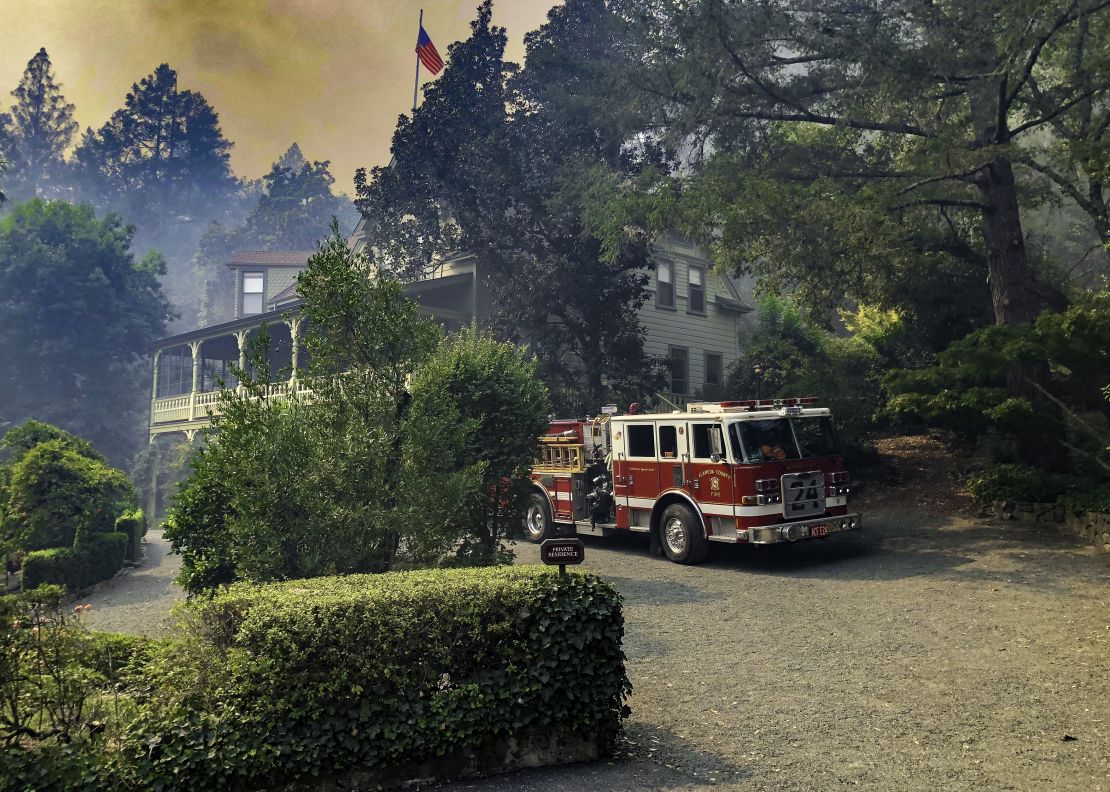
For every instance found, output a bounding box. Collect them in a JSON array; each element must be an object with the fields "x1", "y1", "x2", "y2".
[
  {"x1": 659, "y1": 503, "x2": 709, "y2": 565},
  {"x1": 524, "y1": 493, "x2": 555, "y2": 543}
]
